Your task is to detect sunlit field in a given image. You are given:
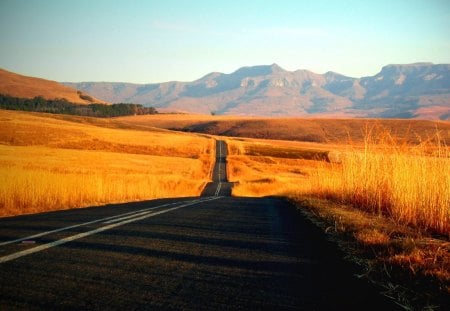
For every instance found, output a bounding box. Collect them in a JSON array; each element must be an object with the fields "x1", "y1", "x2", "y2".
[
  {"x1": 225, "y1": 129, "x2": 450, "y2": 293},
  {"x1": 0, "y1": 110, "x2": 214, "y2": 216},
  {"x1": 116, "y1": 114, "x2": 450, "y2": 144},
  {"x1": 226, "y1": 130, "x2": 450, "y2": 236},
  {"x1": 115, "y1": 113, "x2": 450, "y2": 234},
  {"x1": 227, "y1": 139, "x2": 327, "y2": 196},
  {"x1": 296, "y1": 144, "x2": 449, "y2": 235}
]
